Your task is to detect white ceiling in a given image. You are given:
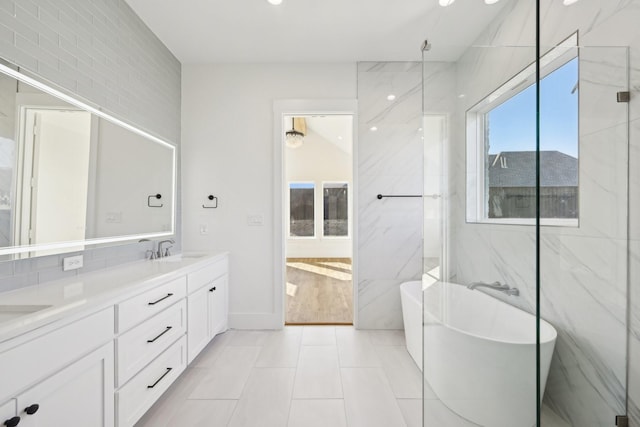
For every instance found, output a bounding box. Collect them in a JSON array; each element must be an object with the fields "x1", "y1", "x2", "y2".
[{"x1": 125, "y1": 0, "x2": 511, "y2": 64}]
